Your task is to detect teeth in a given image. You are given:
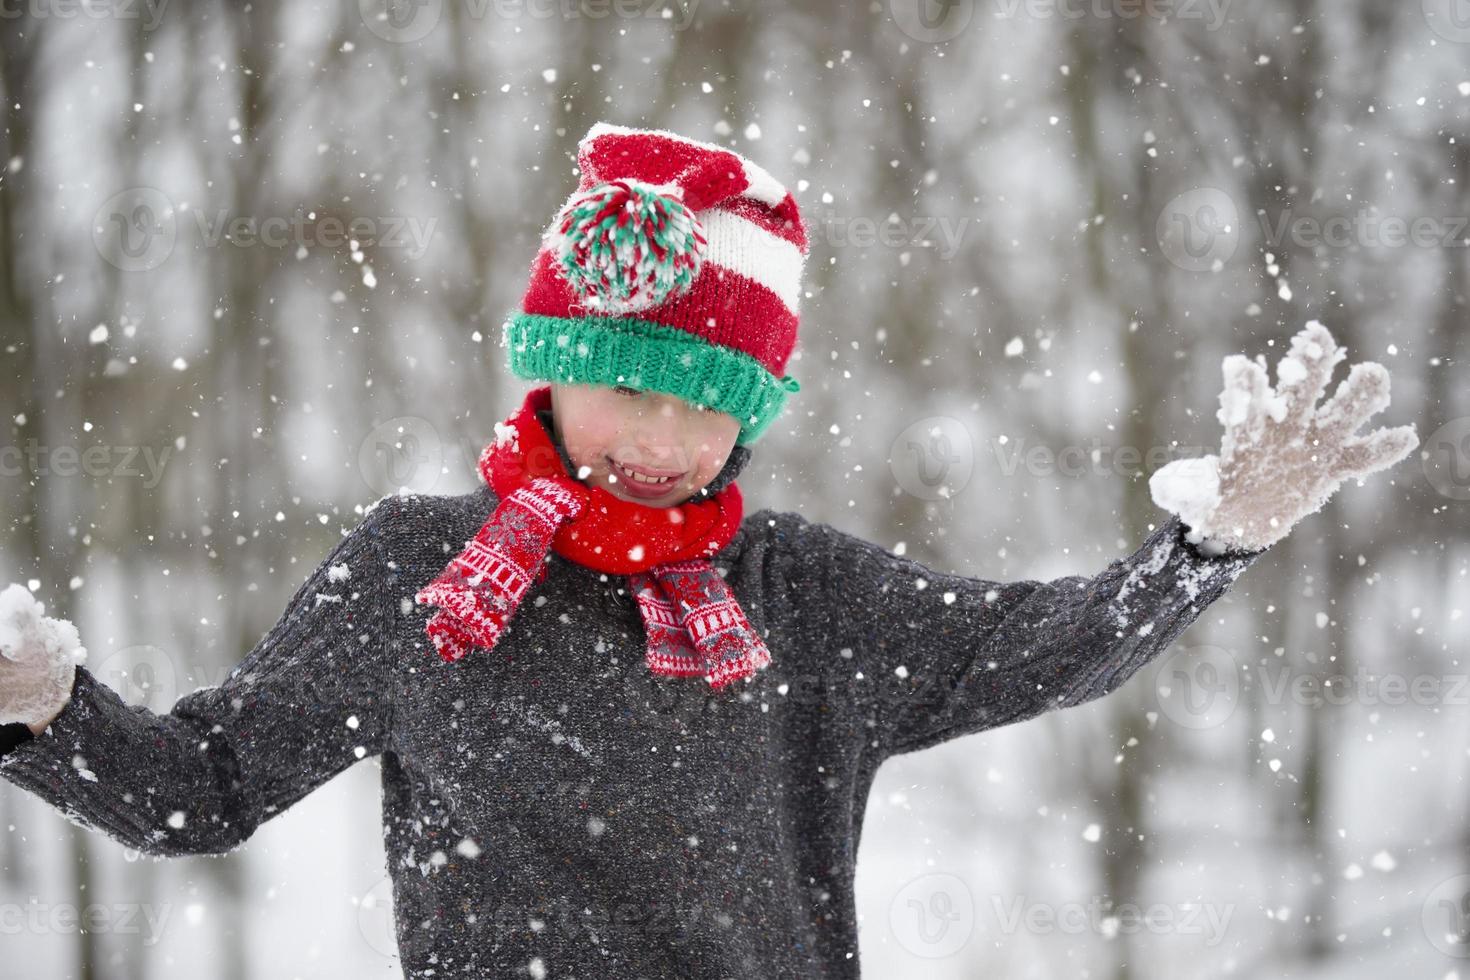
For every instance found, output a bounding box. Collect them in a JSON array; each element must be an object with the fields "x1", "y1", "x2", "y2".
[{"x1": 616, "y1": 462, "x2": 675, "y2": 486}]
